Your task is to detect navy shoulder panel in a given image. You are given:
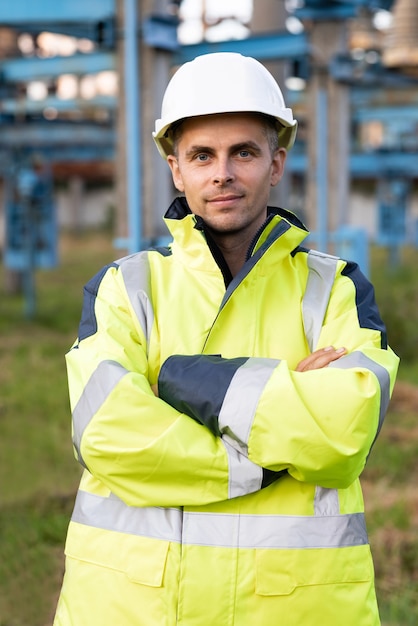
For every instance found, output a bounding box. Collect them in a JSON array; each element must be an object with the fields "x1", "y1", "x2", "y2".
[
  {"x1": 78, "y1": 262, "x2": 119, "y2": 342},
  {"x1": 149, "y1": 245, "x2": 172, "y2": 257},
  {"x1": 341, "y1": 261, "x2": 388, "y2": 349}
]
